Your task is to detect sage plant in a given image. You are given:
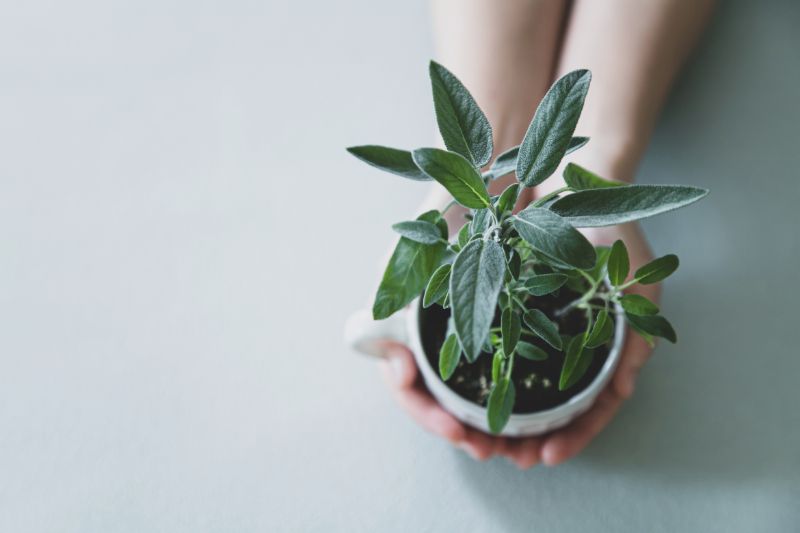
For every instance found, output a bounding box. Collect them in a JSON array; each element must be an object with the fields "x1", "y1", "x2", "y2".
[{"x1": 348, "y1": 62, "x2": 707, "y2": 433}]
